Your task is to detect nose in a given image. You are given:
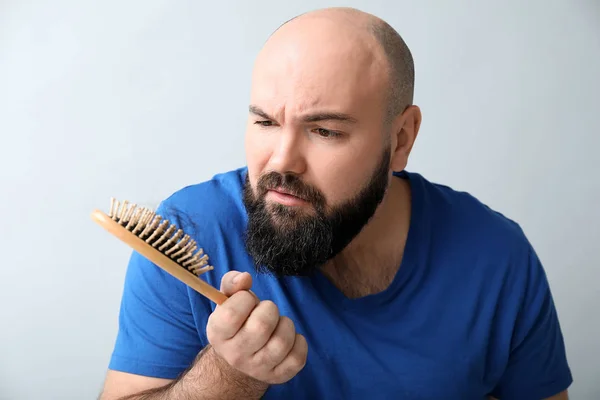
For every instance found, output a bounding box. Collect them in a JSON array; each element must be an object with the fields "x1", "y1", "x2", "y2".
[{"x1": 267, "y1": 130, "x2": 307, "y2": 176}]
